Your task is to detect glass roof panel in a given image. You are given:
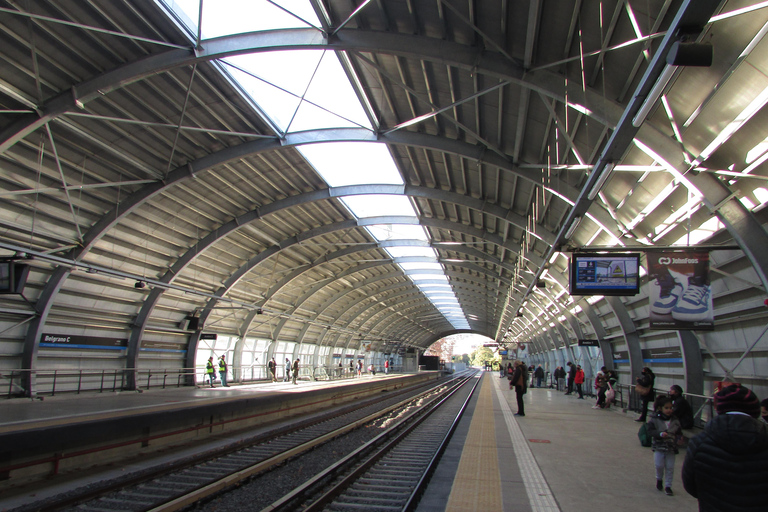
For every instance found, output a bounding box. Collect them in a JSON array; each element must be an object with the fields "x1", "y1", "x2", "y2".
[
  {"x1": 298, "y1": 143, "x2": 403, "y2": 187},
  {"x1": 366, "y1": 224, "x2": 427, "y2": 242},
  {"x1": 410, "y1": 274, "x2": 449, "y2": 283},
  {"x1": 163, "y1": 0, "x2": 321, "y2": 39},
  {"x1": 342, "y1": 195, "x2": 416, "y2": 218},
  {"x1": 399, "y1": 262, "x2": 443, "y2": 271},
  {"x1": 385, "y1": 247, "x2": 437, "y2": 258}
]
